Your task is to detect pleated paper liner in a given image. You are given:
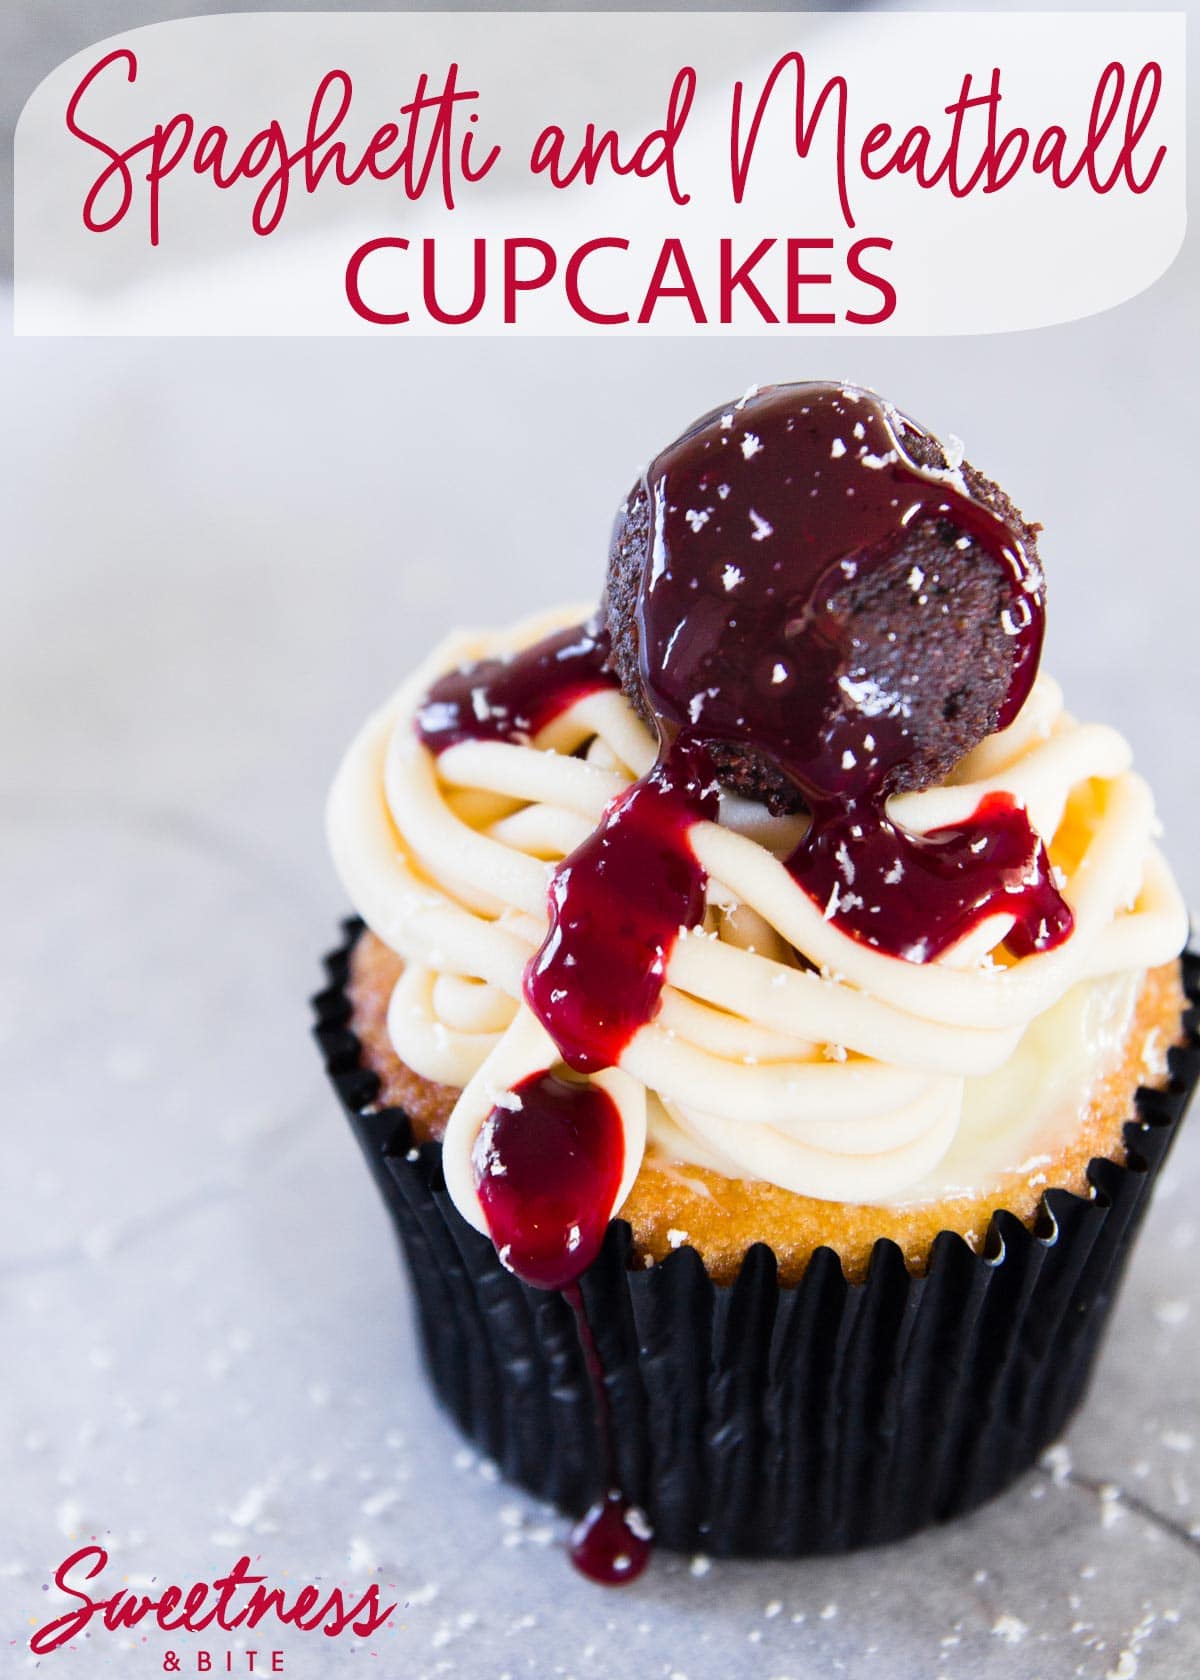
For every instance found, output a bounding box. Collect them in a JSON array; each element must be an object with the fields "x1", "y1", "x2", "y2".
[{"x1": 313, "y1": 919, "x2": 1200, "y2": 1557}]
